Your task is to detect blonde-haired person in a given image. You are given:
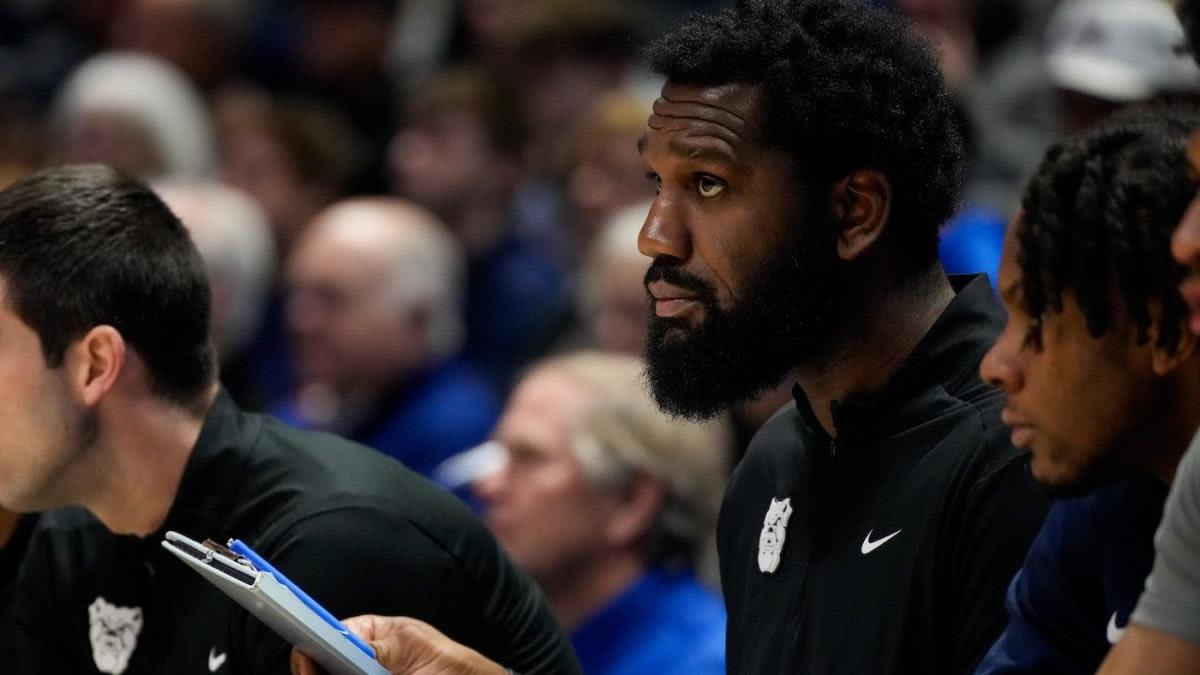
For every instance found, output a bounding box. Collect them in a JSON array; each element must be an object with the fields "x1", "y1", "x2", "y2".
[{"x1": 294, "y1": 350, "x2": 732, "y2": 675}]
